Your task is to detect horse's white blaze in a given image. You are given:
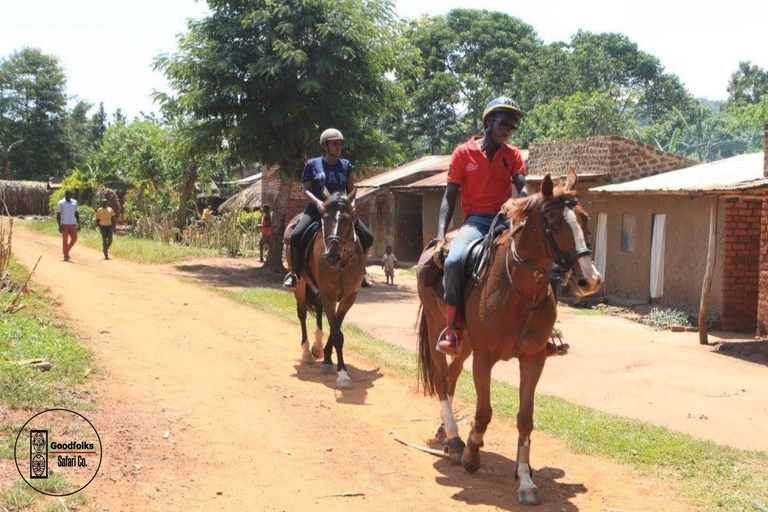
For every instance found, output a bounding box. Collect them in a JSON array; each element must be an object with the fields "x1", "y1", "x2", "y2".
[
  {"x1": 563, "y1": 208, "x2": 601, "y2": 281},
  {"x1": 333, "y1": 210, "x2": 340, "y2": 237},
  {"x1": 441, "y1": 399, "x2": 459, "y2": 439}
]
